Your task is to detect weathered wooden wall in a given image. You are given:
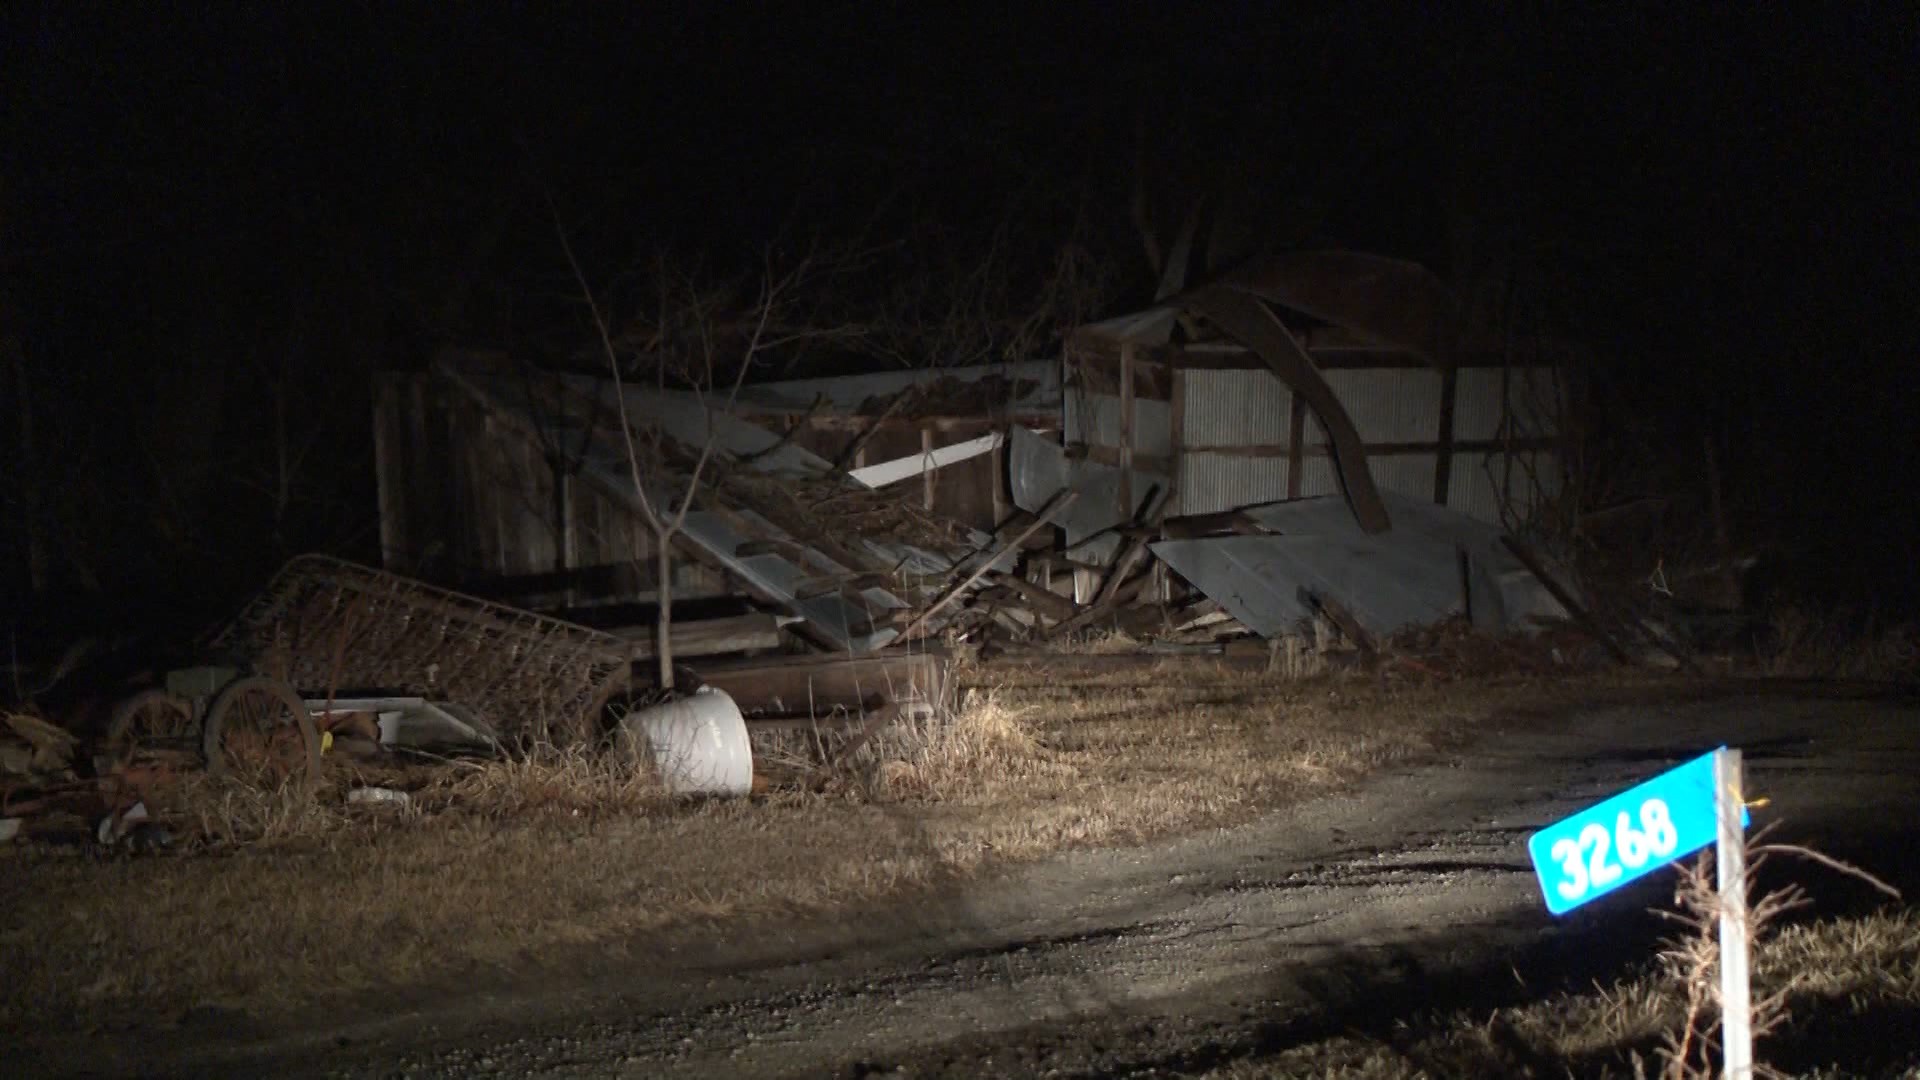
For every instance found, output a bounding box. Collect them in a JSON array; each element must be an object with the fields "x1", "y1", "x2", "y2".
[{"x1": 373, "y1": 371, "x2": 730, "y2": 604}]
